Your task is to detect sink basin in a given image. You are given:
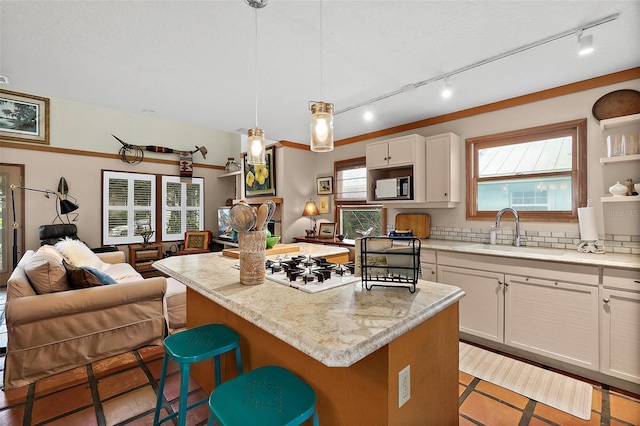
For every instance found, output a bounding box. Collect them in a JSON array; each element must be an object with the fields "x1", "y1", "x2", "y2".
[{"x1": 463, "y1": 244, "x2": 567, "y2": 257}]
